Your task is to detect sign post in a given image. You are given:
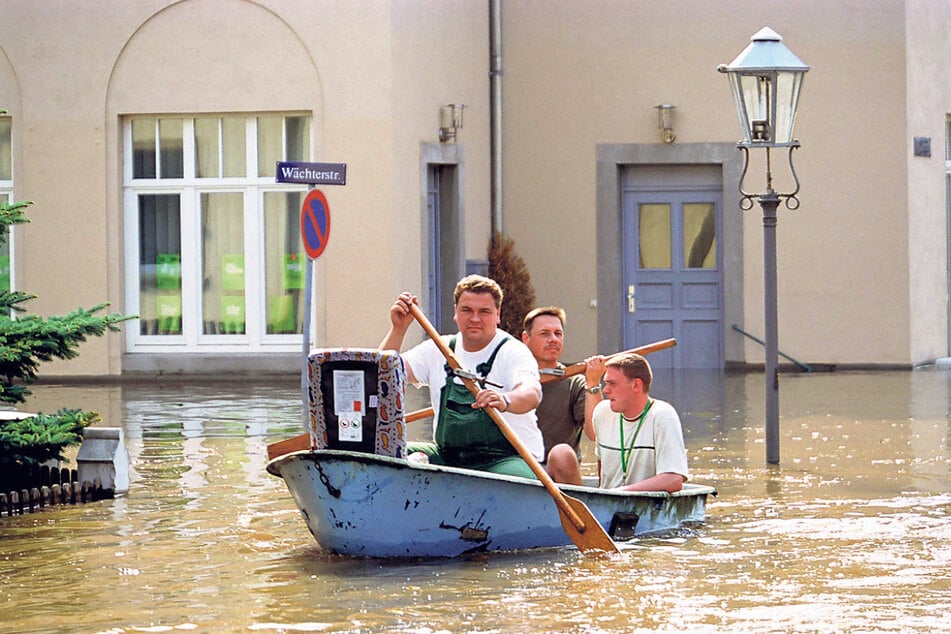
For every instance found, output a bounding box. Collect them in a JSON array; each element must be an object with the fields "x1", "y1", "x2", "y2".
[
  {"x1": 277, "y1": 160, "x2": 346, "y2": 433},
  {"x1": 299, "y1": 188, "x2": 332, "y2": 428}
]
